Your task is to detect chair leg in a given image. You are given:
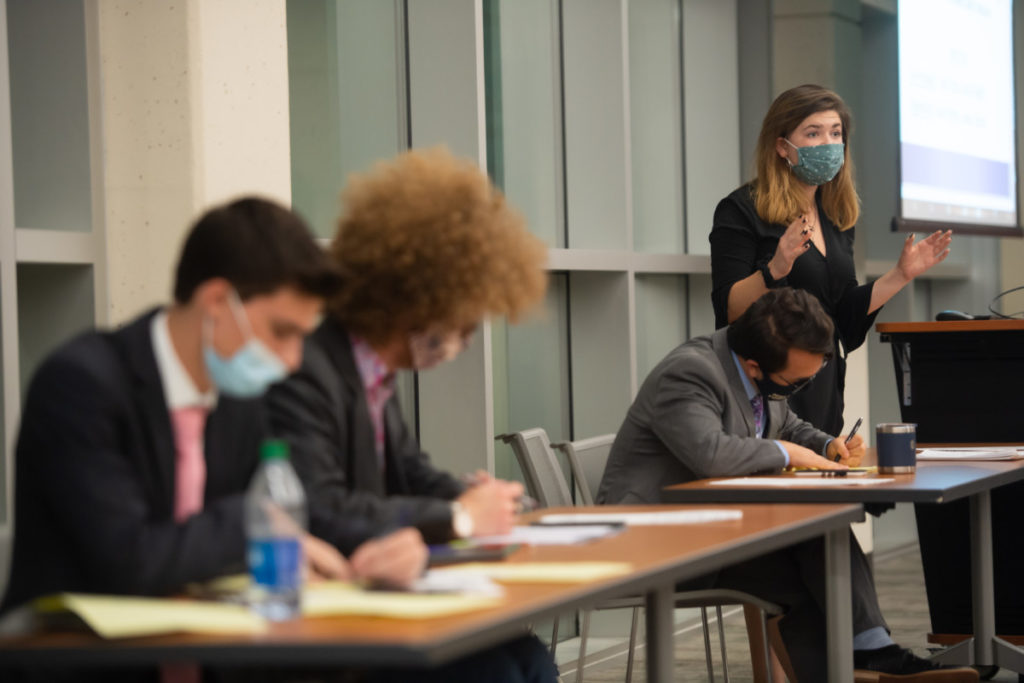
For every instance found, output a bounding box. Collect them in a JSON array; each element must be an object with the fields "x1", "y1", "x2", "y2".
[
  {"x1": 577, "y1": 610, "x2": 590, "y2": 683},
  {"x1": 551, "y1": 617, "x2": 559, "y2": 657},
  {"x1": 770, "y1": 647, "x2": 786, "y2": 683},
  {"x1": 760, "y1": 612, "x2": 774, "y2": 683},
  {"x1": 701, "y1": 606, "x2": 716, "y2": 683},
  {"x1": 767, "y1": 614, "x2": 798, "y2": 683},
  {"x1": 743, "y1": 604, "x2": 771, "y2": 683},
  {"x1": 625, "y1": 606, "x2": 640, "y2": 683},
  {"x1": 716, "y1": 605, "x2": 730, "y2": 683}
]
